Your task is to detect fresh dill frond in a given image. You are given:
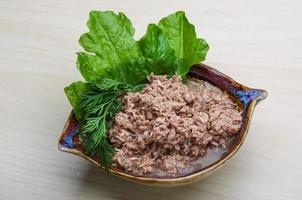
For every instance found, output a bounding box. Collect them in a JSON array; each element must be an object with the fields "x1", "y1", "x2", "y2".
[{"x1": 78, "y1": 78, "x2": 144, "y2": 169}]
